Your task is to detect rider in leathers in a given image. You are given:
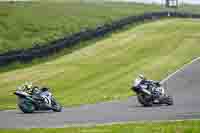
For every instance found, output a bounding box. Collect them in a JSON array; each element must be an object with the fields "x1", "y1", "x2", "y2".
[
  {"x1": 24, "y1": 83, "x2": 54, "y2": 109},
  {"x1": 131, "y1": 74, "x2": 161, "y2": 98}
]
